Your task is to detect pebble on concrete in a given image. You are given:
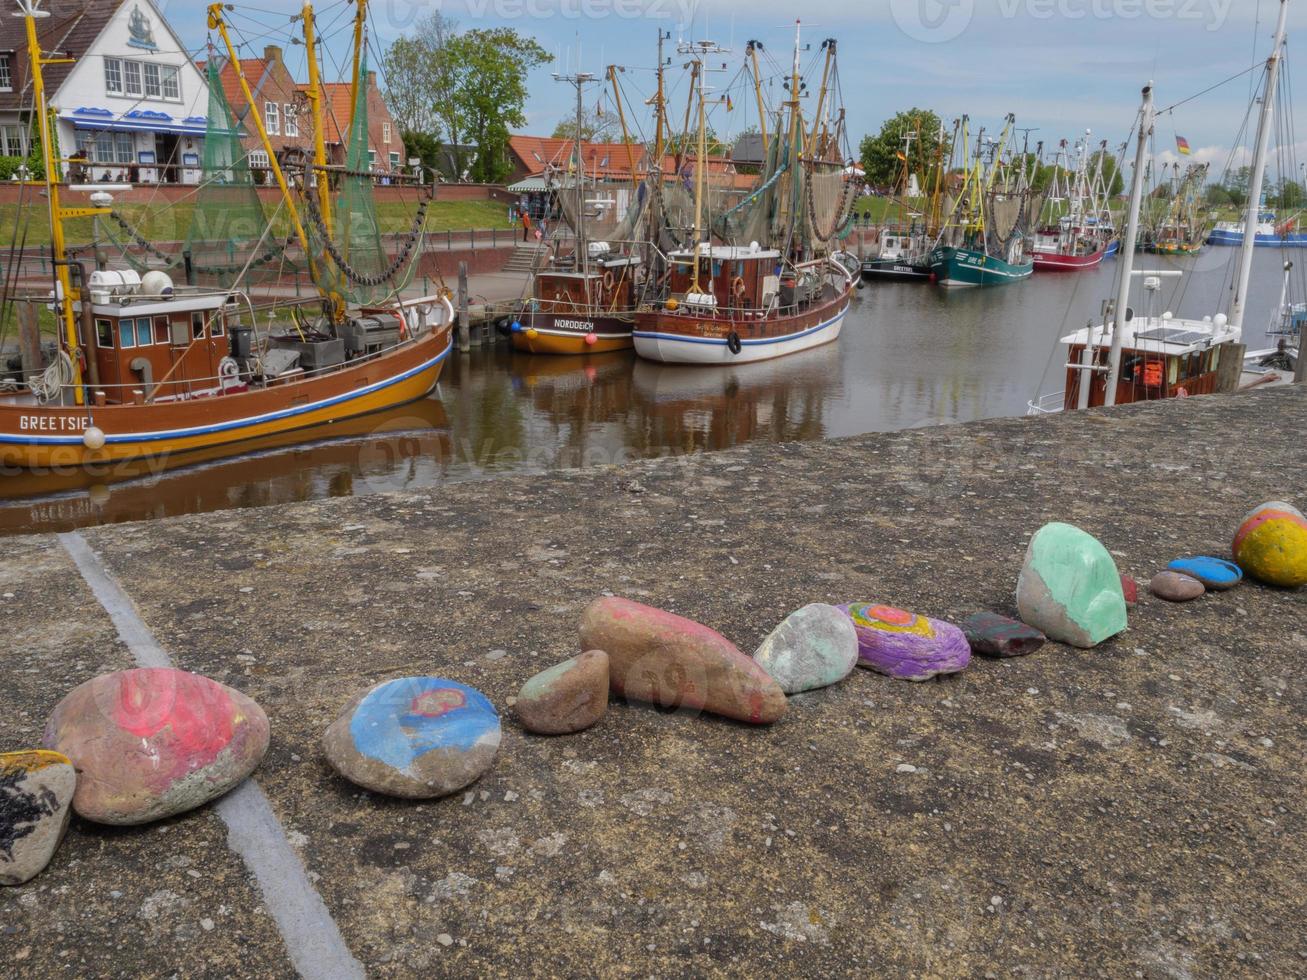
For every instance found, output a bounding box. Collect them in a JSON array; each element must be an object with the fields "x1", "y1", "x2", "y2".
[
  {"x1": 1016, "y1": 522, "x2": 1128, "y2": 649},
  {"x1": 1149, "y1": 570, "x2": 1206, "y2": 603},
  {"x1": 841, "y1": 603, "x2": 971, "y2": 681},
  {"x1": 959, "y1": 612, "x2": 1047, "y2": 659},
  {"x1": 1232, "y1": 501, "x2": 1307, "y2": 588},
  {"x1": 515, "y1": 650, "x2": 610, "y2": 735},
  {"x1": 752, "y1": 603, "x2": 858, "y2": 694},
  {"x1": 1, "y1": 750, "x2": 76, "y2": 887}
]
